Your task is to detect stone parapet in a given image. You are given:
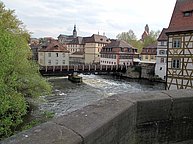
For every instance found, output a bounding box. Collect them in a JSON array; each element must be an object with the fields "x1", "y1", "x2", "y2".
[{"x1": 2, "y1": 89, "x2": 193, "y2": 144}]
